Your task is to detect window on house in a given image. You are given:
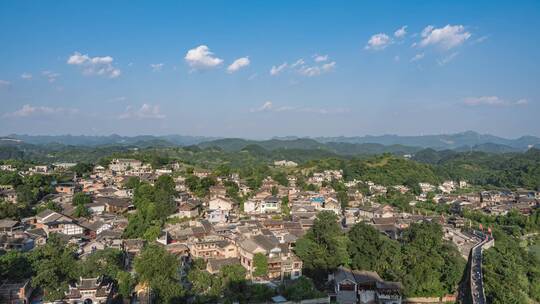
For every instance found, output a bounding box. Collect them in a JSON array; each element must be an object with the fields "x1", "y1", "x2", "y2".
[{"x1": 339, "y1": 283, "x2": 355, "y2": 291}]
